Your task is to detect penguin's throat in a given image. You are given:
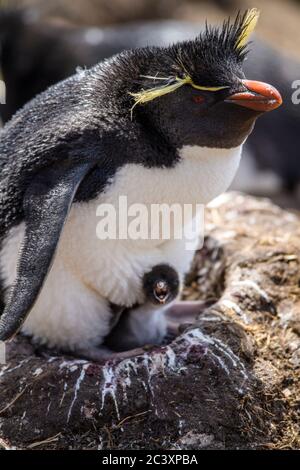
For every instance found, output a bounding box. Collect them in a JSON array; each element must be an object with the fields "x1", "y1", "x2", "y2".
[
  {"x1": 102, "y1": 144, "x2": 243, "y2": 207},
  {"x1": 177, "y1": 144, "x2": 242, "y2": 204}
]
